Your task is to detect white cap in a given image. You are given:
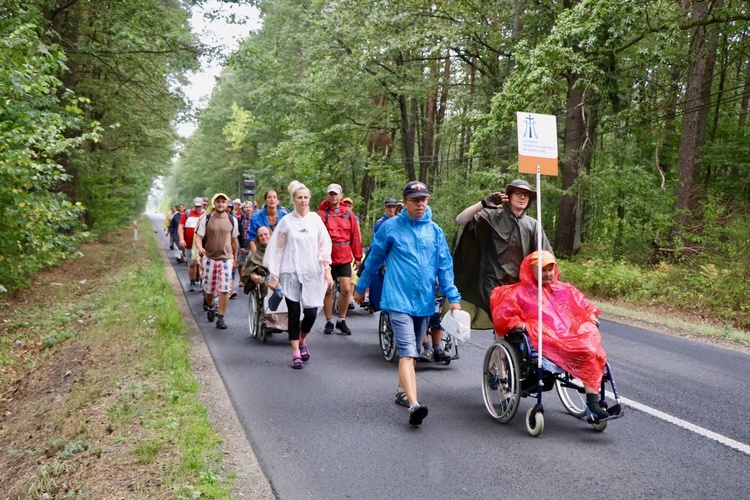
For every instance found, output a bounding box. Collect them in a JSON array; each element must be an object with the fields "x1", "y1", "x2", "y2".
[{"x1": 326, "y1": 183, "x2": 342, "y2": 194}]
